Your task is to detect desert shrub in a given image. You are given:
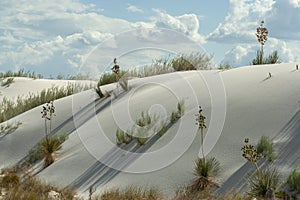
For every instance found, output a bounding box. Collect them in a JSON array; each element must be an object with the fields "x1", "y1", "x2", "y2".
[
  {"x1": 247, "y1": 167, "x2": 280, "y2": 198},
  {"x1": 287, "y1": 168, "x2": 300, "y2": 193},
  {"x1": 0, "y1": 83, "x2": 93, "y2": 123},
  {"x1": 0, "y1": 68, "x2": 43, "y2": 79},
  {"x1": 170, "y1": 100, "x2": 185, "y2": 123},
  {"x1": 191, "y1": 157, "x2": 220, "y2": 191},
  {"x1": 28, "y1": 134, "x2": 68, "y2": 165},
  {"x1": 173, "y1": 187, "x2": 213, "y2": 200},
  {"x1": 135, "y1": 129, "x2": 148, "y2": 146},
  {"x1": 98, "y1": 71, "x2": 127, "y2": 86},
  {"x1": 257, "y1": 135, "x2": 276, "y2": 162},
  {"x1": 136, "y1": 111, "x2": 152, "y2": 127},
  {"x1": 172, "y1": 52, "x2": 212, "y2": 71},
  {"x1": 218, "y1": 63, "x2": 232, "y2": 70},
  {"x1": 0, "y1": 172, "x2": 80, "y2": 200},
  {"x1": 116, "y1": 129, "x2": 125, "y2": 146},
  {"x1": 124, "y1": 133, "x2": 133, "y2": 144},
  {"x1": 1, "y1": 172, "x2": 20, "y2": 188},
  {"x1": 252, "y1": 50, "x2": 280, "y2": 65},
  {"x1": 101, "y1": 186, "x2": 162, "y2": 200},
  {"x1": 42, "y1": 136, "x2": 62, "y2": 168}
]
